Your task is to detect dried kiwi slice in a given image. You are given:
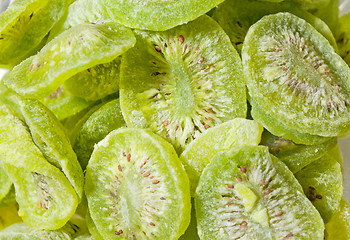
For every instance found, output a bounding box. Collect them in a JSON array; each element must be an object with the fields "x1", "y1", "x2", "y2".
[
  {"x1": 120, "y1": 15, "x2": 246, "y2": 153},
  {"x1": 242, "y1": 12, "x2": 350, "y2": 140},
  {"x1": 72, "y1": 98, "x2": 126, "y2": 169},
  {"x1": 0, "y1": 216, "x2": 89, "y2": 239},
  {"x1": 195, "y1": 145, "x2": 324, "y2": 239},
  {"x1": 180, "y1": 118, "x2": 263, "y2": 195},
  {"x1": 212, "y1": 0, "x2": 337, "y2": 54},
  {"x1": 85, "y1": 128, "x2": 191, "y2": 240},
  {"x1": 0, "y1": 0, "x2": 70, "y2": 68},
  {"x1": 100, "y1": 0, "x2": 226, "y2": 31},
  {"x1": 260, "y1": 129, "x2": 337, "y2": 173},
  {"x1": 63, "y1": 57, "x2": 121, "y2": 101},
  {"x1": 295, "y1": 152, "x2": 343, "y2": 223},
  {"x1": 325, "y1": 197, "x2": 350, "y2": 239},
  {"x1": 0, "y1": 84, "x2": 84, "y2": 200},
  {"x1": 3, "y1": 22, "x2": 136, "y2": 99},
  {"x1": 0, "y1": 103, "x2": 78, "y2": 230}
]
